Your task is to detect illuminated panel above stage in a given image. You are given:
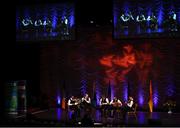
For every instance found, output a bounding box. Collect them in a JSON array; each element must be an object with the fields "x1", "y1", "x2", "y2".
[
  {"x1": 113, "y1": 0, "x2": 180, "y2": 39},
  {"x1": 16, "y1": 3, "x2": 75, "y2": 41}
]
